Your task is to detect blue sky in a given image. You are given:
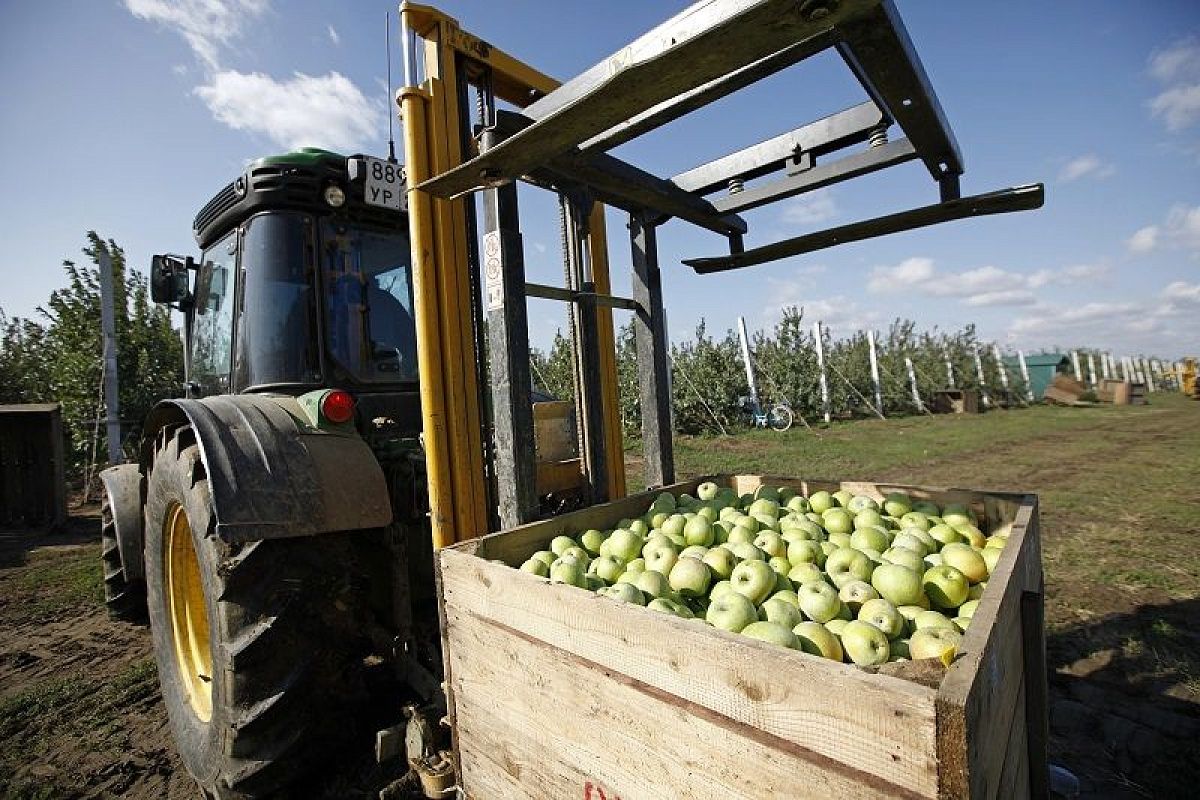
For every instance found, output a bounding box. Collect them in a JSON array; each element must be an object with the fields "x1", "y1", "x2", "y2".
[{"x1": 1, "y1": 1, "x2": 1198, "y2": 359}]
